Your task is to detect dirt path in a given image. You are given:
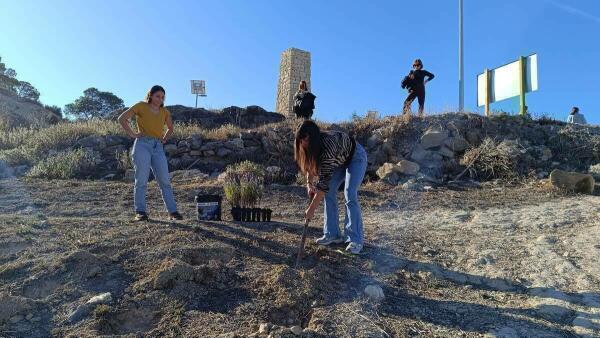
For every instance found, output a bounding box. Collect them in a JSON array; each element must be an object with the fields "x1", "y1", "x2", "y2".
[{"x1": 0, "y1": 177, "x2": 599, "y2": 337}]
